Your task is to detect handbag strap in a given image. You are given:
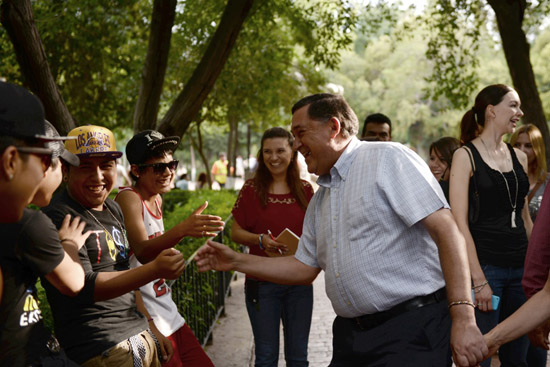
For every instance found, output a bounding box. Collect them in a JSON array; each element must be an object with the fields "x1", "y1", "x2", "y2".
[
  {"x1": 528, "y1": 180, "x2": 543, "y2": 203},
  {"x1": 463, "y1": 146, "x2": 479, "y2": 195}
]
